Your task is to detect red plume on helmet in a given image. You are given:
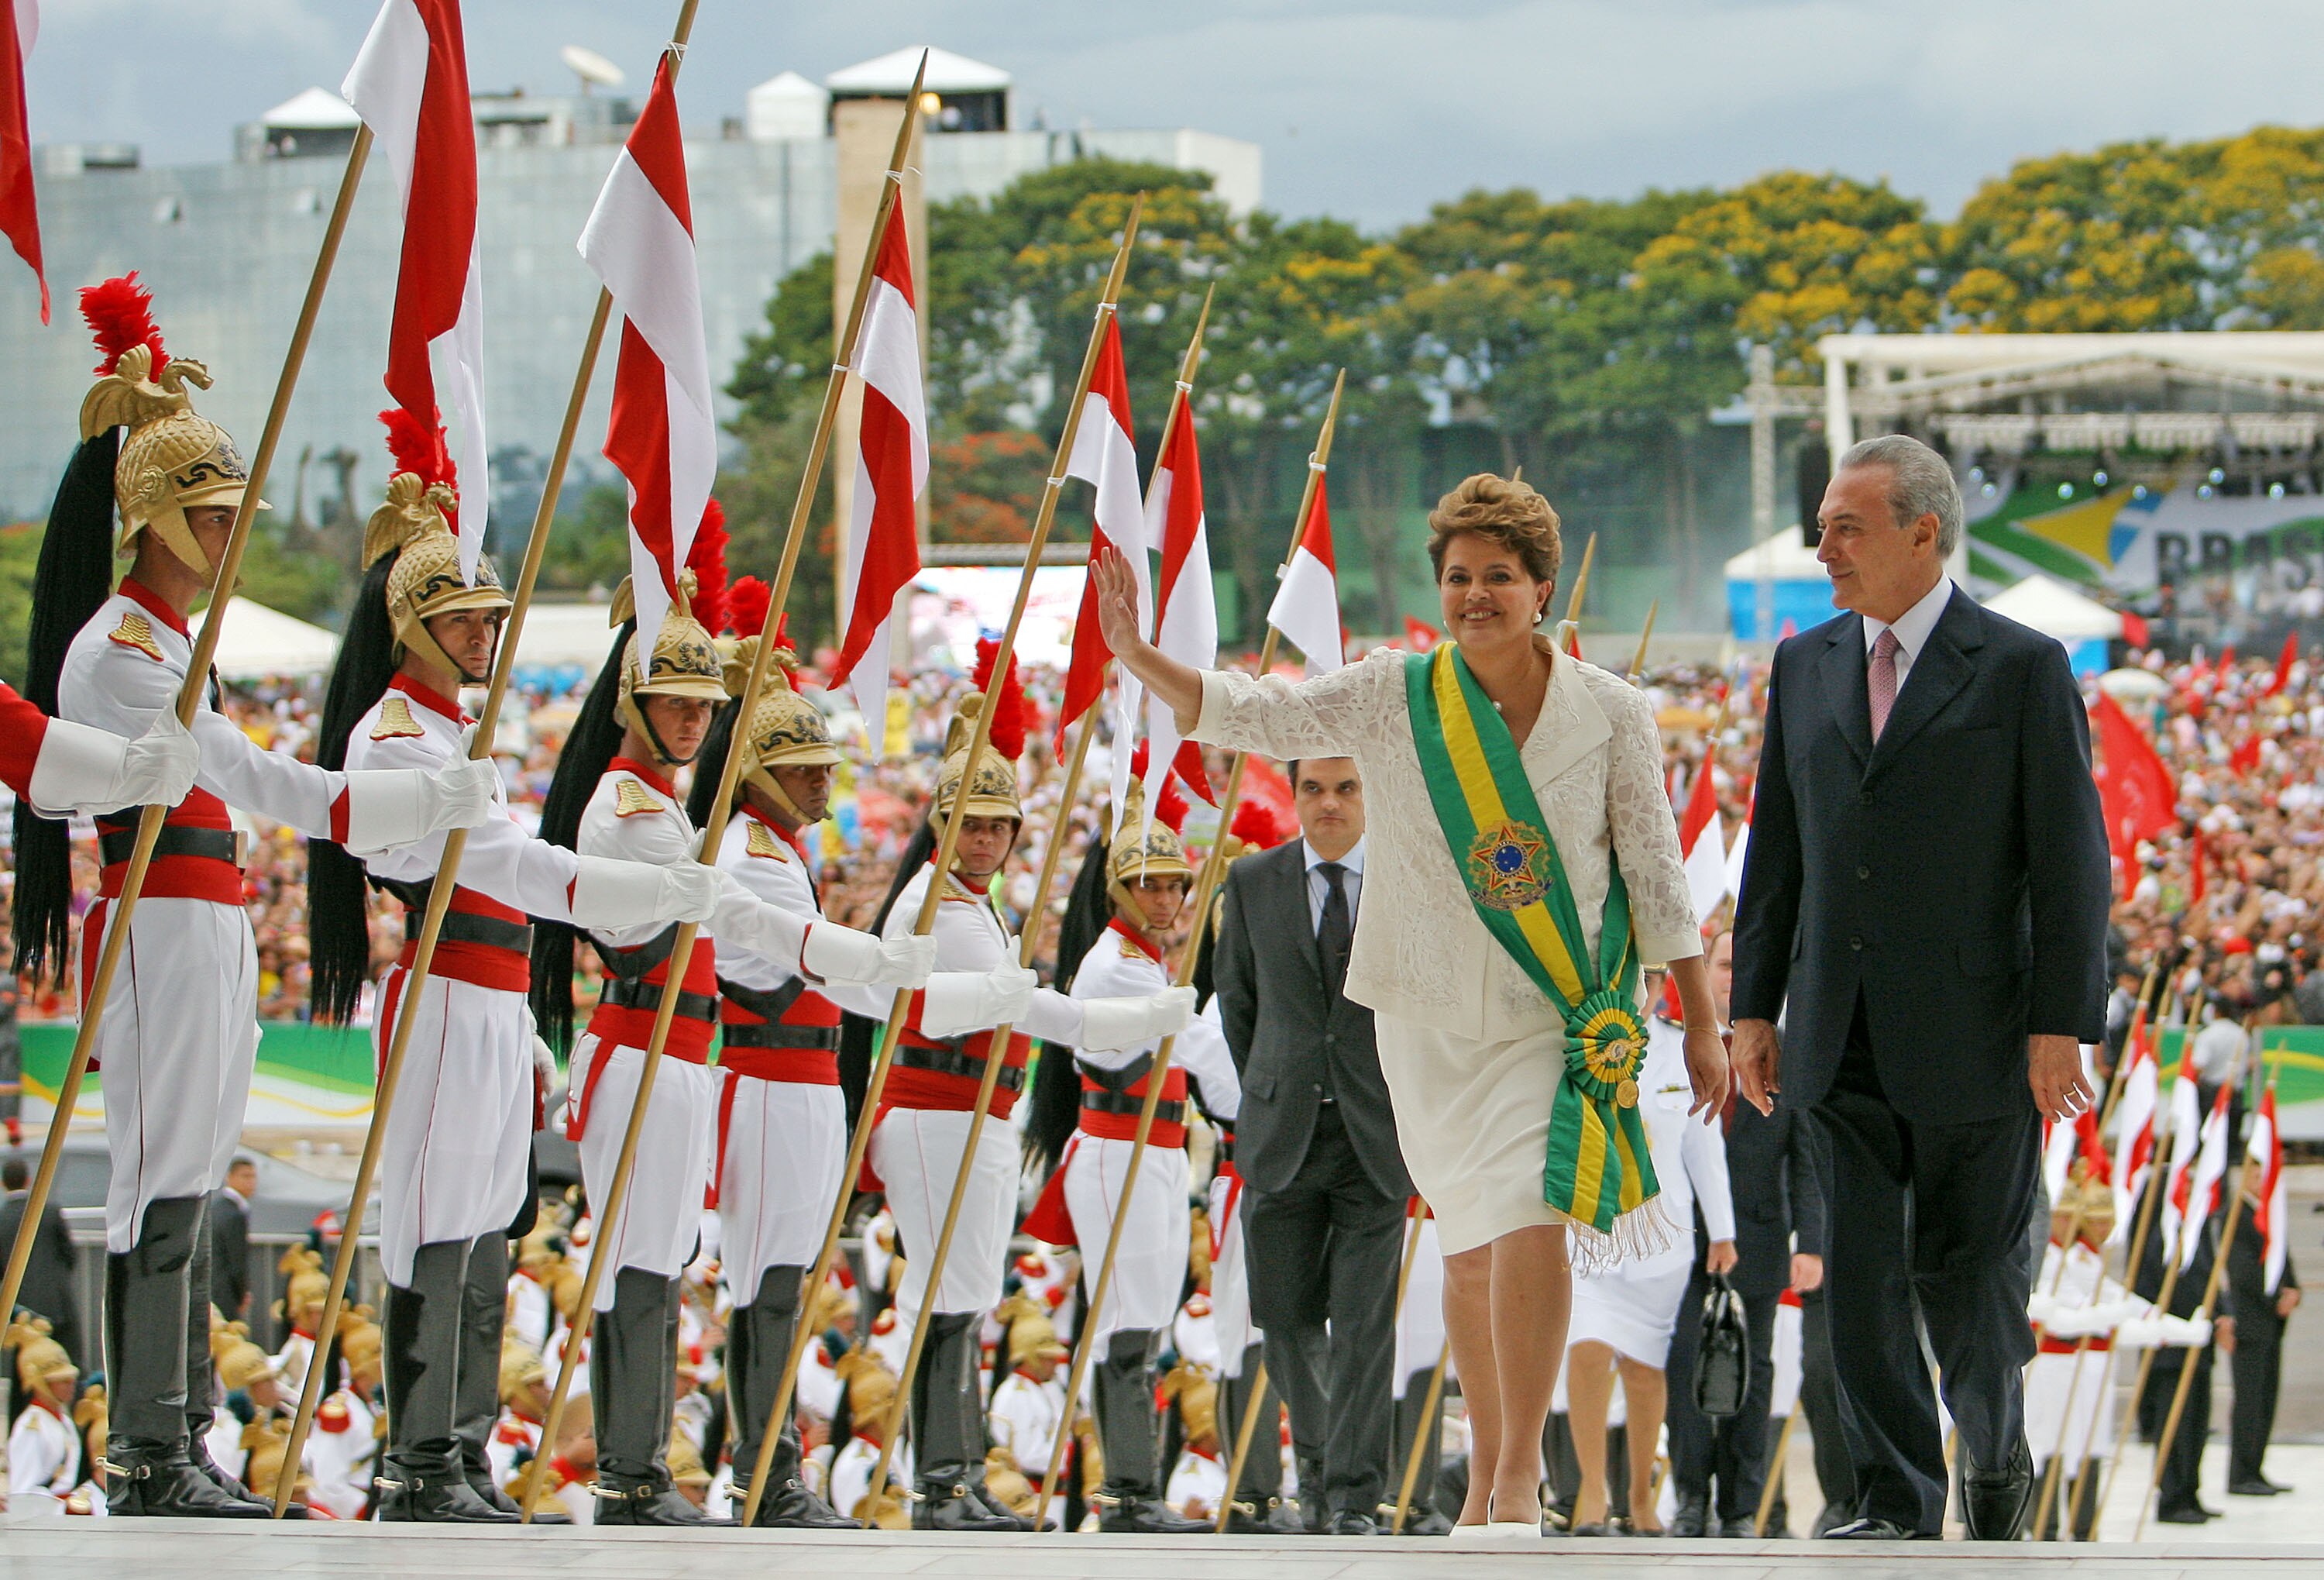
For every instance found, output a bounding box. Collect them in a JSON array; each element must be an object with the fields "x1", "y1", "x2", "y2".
[
  {"x1": 1230, "y1": 799, "x2": 1289, "y2": 852},
  {"x1": 1126, "y1": 742, "x2": 1195, "y2": 835},
  {"x1": 80, "y1": 274, "x2": 167, "y2": 377},
  {"x1": 685, "y1": 500, "x2": 730, "y2": 639},
  {"x1": 972, "y1": 636, "x2": 1029, "y2": 762},
  {"x1": 378, "y1": 407, "x2": 459, "y2": 533},
  {"x1": 725, "y1": 574, "x2": 772, "y2": 640}
]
